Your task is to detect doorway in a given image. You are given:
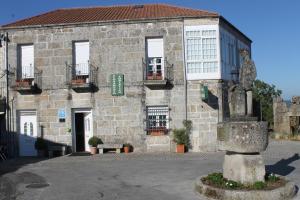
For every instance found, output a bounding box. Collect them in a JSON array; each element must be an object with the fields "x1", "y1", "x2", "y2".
[
  {"x1": 18, "y1": 110, "x2": 37, "y2": 156},
  {"x1": 72, "y1": 109, "x2": 93, "y2": 152}
]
